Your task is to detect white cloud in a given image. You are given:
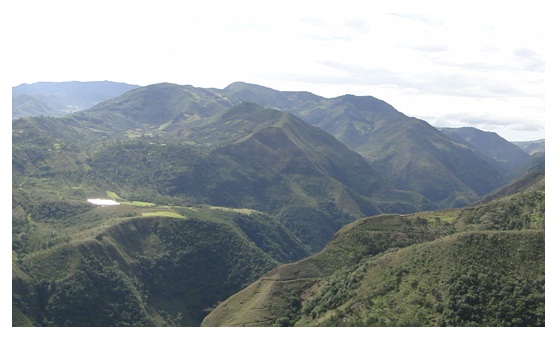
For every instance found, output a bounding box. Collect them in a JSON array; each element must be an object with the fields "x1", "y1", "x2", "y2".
[{"x1": 9, "y1": 5, "x2": 546, "y2": 141}]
